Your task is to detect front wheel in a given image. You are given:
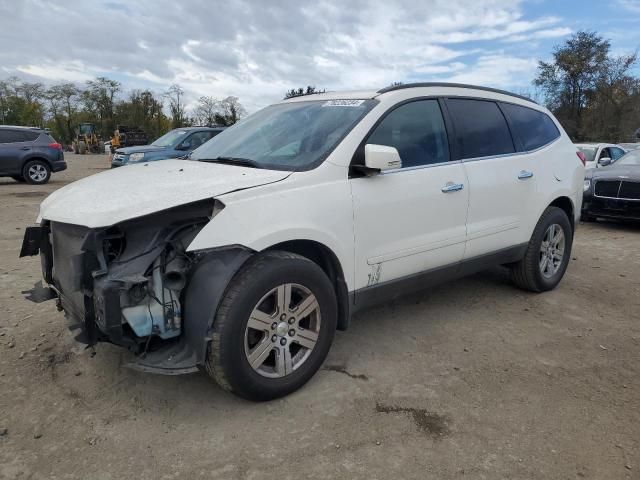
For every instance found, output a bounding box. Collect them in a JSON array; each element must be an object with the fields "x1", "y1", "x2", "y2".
[
  {"x1": 205, "y1": 251, "x2": 337, "y2": 401},
  {"x1": 510, "y1": 206, "x2": 573, "y2": 292}
]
